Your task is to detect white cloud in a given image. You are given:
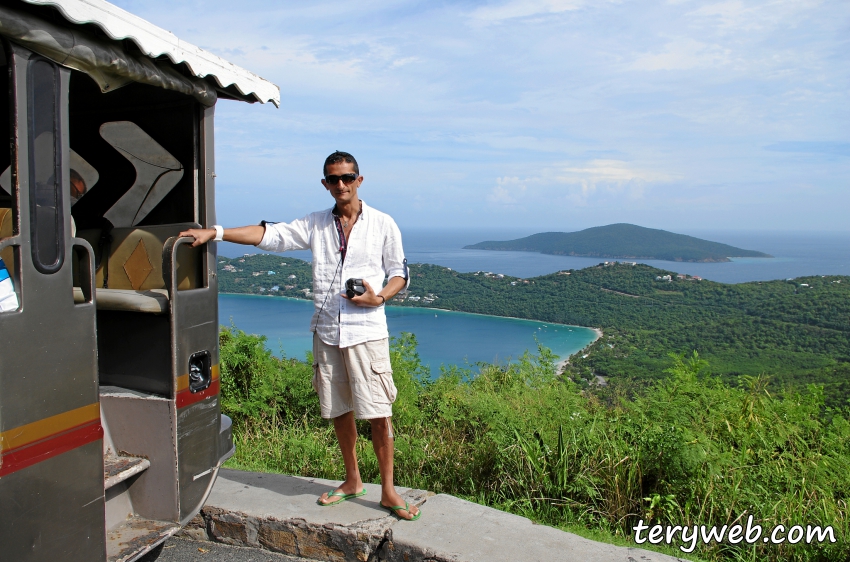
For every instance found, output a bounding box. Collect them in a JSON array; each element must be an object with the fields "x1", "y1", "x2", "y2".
[
  {"x1": 556, "y1": 159, "x2": 672, "y2": 183},
  {"x1": 488, "y1": 161, "x2": 676, "y2": 208},
  {"x1": 390, "y1": 57, "x2": 419, "y2": 69},
  {"x1": 688, "y1": 0, "x2": 823, "y2": 33},
  {"x1": 487, "y1": 177, "x2": 528, "y2": 205},
  {"x1": 487, "y1": 160, "x2": 676, "y2": 208},
  {"x1": 631, "y1": 39, "x2": 732, "y2": 71},
  {"x1": 553, "y1": 160, "x2": 673, "y2": 204},
  {"x1": 469, "y1": 0, "x2": 586, "y2": 23}
]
